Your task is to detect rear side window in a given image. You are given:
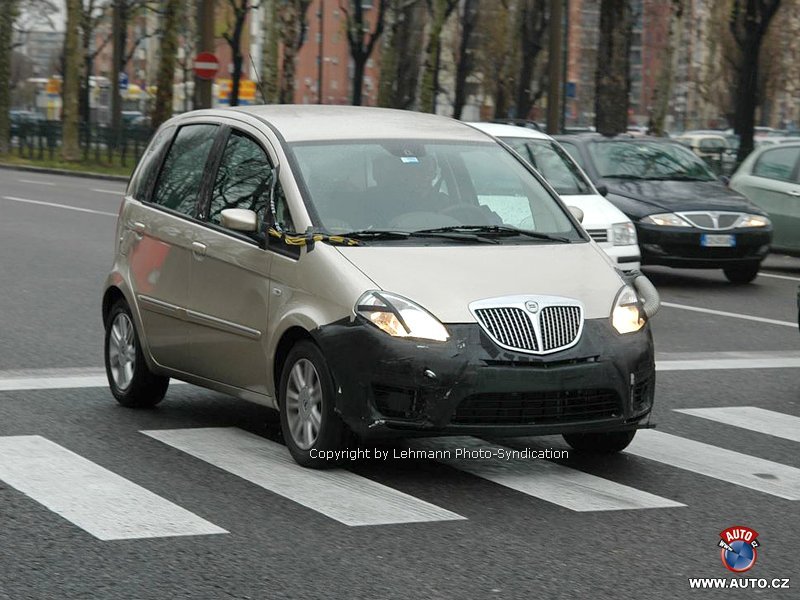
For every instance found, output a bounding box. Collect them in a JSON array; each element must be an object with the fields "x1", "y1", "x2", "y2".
[
  {"x1": 127, "y1": 125, "x2": 174, "y2": 201},
  {"x1": 152, "y1": 124, "x2": 219, "y2": 215},
  {"x1": 752, "y1": 147, "x2": 800, "y2": 182},
  {"x1": 209, "y1": 132, "x2": 274, "y2": 226}
]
